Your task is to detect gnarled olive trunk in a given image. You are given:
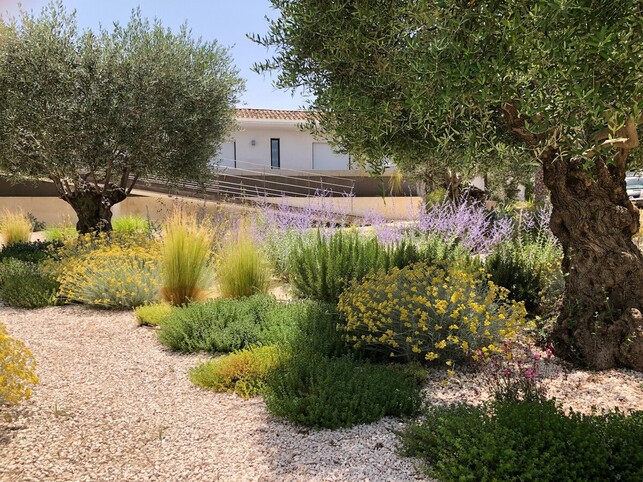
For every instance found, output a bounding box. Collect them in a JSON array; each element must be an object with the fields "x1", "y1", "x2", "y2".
[
  {"x1": 62, "y1": 182, "x2": 127, "y2": 234},
  {"x1": 543, "y1": 150, "x2": 643, "y2": 371}
]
